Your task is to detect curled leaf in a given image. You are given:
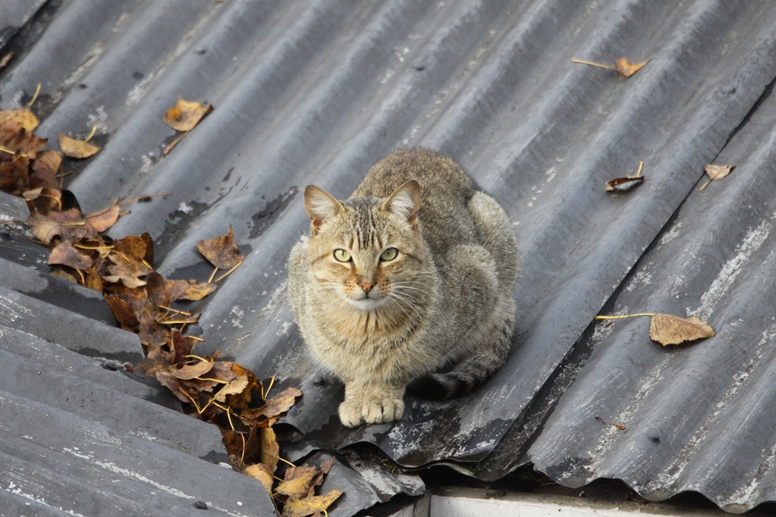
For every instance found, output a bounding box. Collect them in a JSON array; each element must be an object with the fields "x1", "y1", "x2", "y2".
[
  {"x1": 605, "y1": 175, "x2": 644, "y2": 192},
  {"x1": 281, "y1": 490, "x2": 342, "y2": 517},
  {"x1": 613, "y1": 57, "x2": 650, "y2": 78},
  {"x1": 649, "y1": 314, "x2": 714, "y2": 346},
  {"x1": 163, "y1": 96, "x2": 213, "y2": 132},
  {"x1": 58, "y1": 134, "x2": 100, "y2": 159}
]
